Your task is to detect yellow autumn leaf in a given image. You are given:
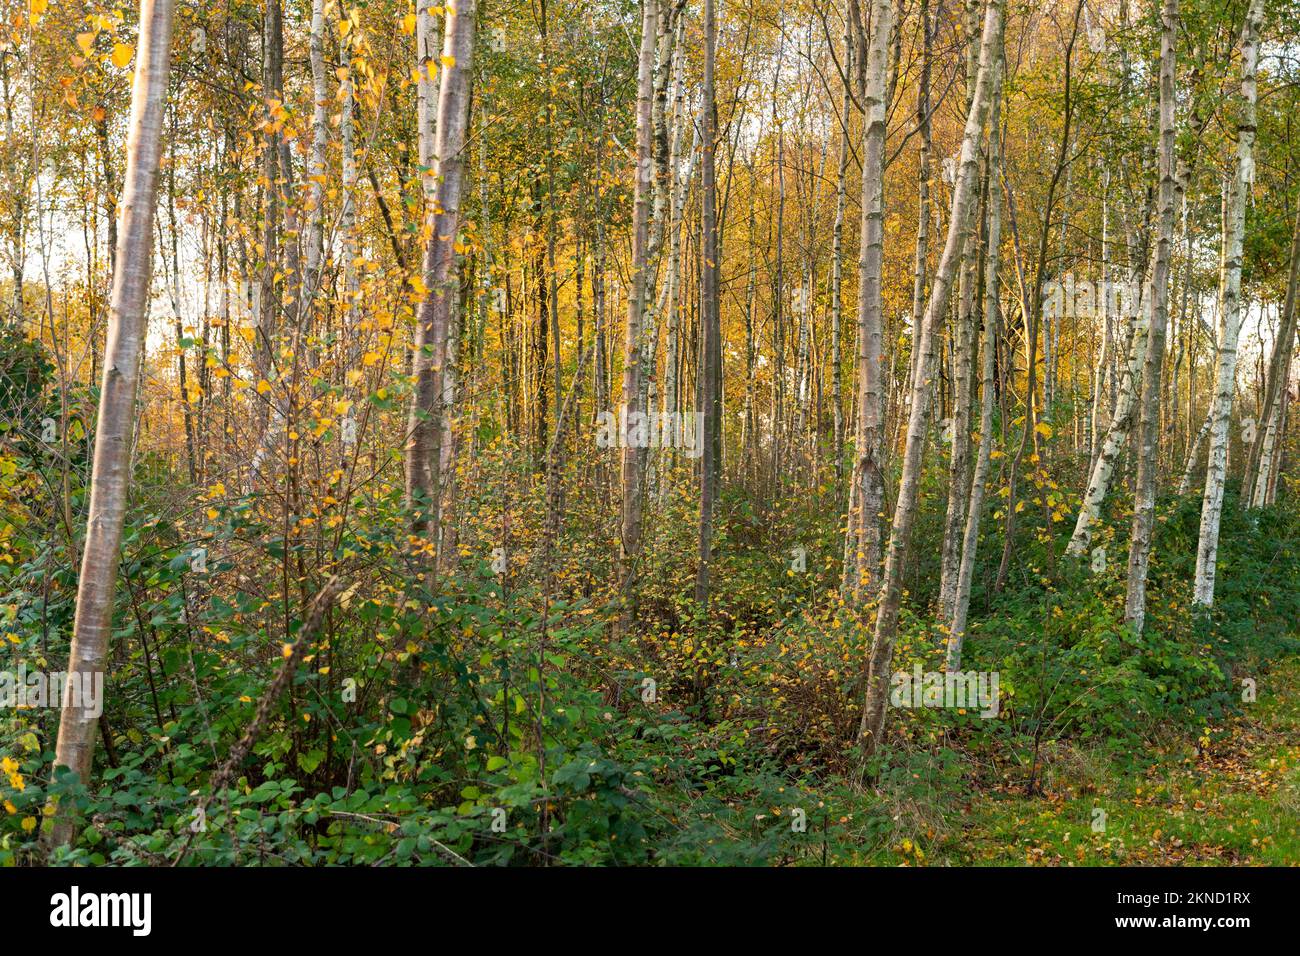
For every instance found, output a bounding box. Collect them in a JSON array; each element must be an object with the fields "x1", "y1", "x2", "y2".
[
  {"x1": 28, "y1": 0, "x2": 47, "y2": 23},
  {"x1": 440, "y1": 54, "x2": 456, "y2": 68},
  {"x1": 401, "y1": 13, "x2": 417, "y2": 34},
  {"x1": 76, "y1": 32, "x2": 96, "y2": 55},
  {"x1": 21, "y1": 816, "x2": 36, "y2": 832},
  {"x1": 111, "y1": 43, "x2": 135, "y2": 69},
  {"x1": 1034, "y1": 421, "x2": 1053, "y2": 439},
  {"x1": 257, "y1": 379, "x2": 272, "y2": 394}
]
